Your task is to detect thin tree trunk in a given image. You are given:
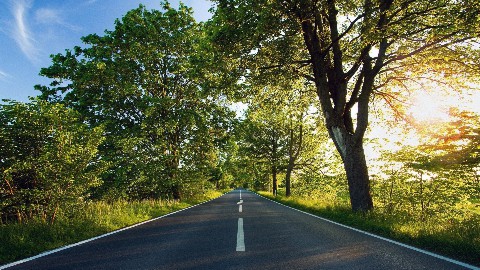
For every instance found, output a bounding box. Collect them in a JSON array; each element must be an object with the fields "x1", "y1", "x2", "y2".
[
  {"x1": 285, "y1": 158, "x2": 294, "y2": 197},
  {"x1": 170, "y1": 152, "x2": 181, "y2": 200},
  {"x1": 168, "y1": 127, "x2": 181, "y2": 200},
  {"x1": 171, "y1": 184, "x2": 181, "y2": 200},
  {"x1": 285, "y1": 124, "x2": 294, "y2": 197},
  {"x1": 285, "y1": 116, "x2": 303, "y2": 197},
  {"x1": 272, "y1": 165, "x2": 278, "y2": 196}
]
